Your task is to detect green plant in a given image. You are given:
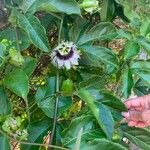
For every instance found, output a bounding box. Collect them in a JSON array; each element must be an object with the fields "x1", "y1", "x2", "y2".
[{"x1": 0, "y1": 0, "x2": 150, "y2": 150}]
